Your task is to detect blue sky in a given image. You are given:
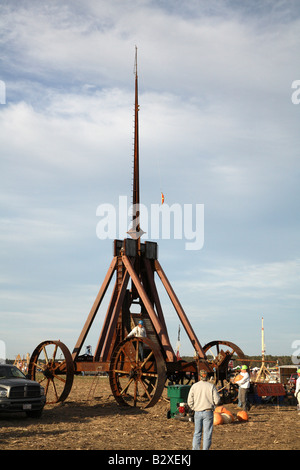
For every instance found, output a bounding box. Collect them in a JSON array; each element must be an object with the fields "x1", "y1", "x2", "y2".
[{"x1": 0, "y1": 0, "x2": 300, "y2": 360}]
